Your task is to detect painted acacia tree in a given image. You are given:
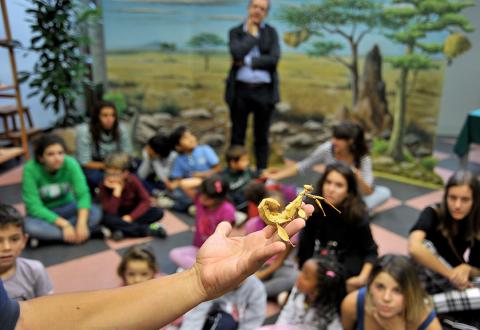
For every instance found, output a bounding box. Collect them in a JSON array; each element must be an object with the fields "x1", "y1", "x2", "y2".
[
  {"x1": 279, "y1": 0, "x2": 383, "y2": 106},
  {"x1": 384, "y1": 0, "x2": 475, "y2": 161},
  {"x1": 188, "y1": 33, "x2": 225, "y2": 71}
]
